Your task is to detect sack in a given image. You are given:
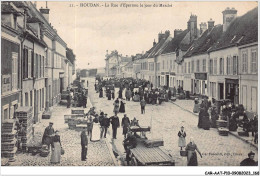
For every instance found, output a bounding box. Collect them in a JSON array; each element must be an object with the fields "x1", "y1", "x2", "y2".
[
  {"x1": 180, "y1": 150, "x2": 188, "y2": 157},
  {"x1": 61, "y1": 147, "x2": 65, "y2": 155}
]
